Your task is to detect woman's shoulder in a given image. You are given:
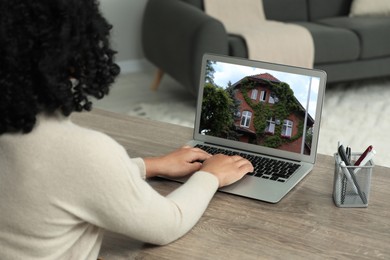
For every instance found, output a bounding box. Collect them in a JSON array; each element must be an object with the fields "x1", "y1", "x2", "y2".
[{"x1": 33, "y1": 113, "x2": 127, "y2": 158}]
